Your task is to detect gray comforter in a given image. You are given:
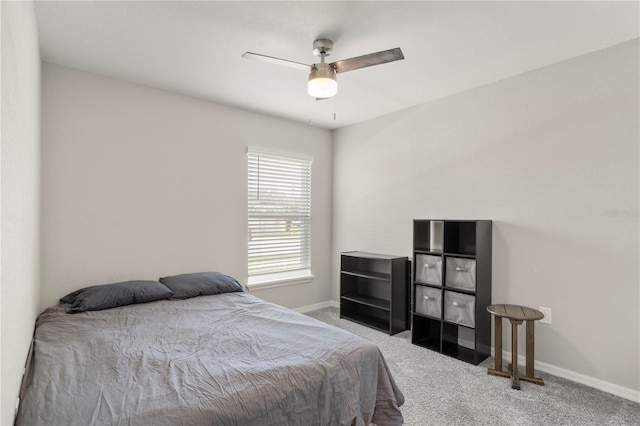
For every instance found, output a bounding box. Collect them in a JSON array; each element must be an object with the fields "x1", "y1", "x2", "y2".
[{"x1": 16, "y1": 293, "x2": 404, "y2": 425}]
